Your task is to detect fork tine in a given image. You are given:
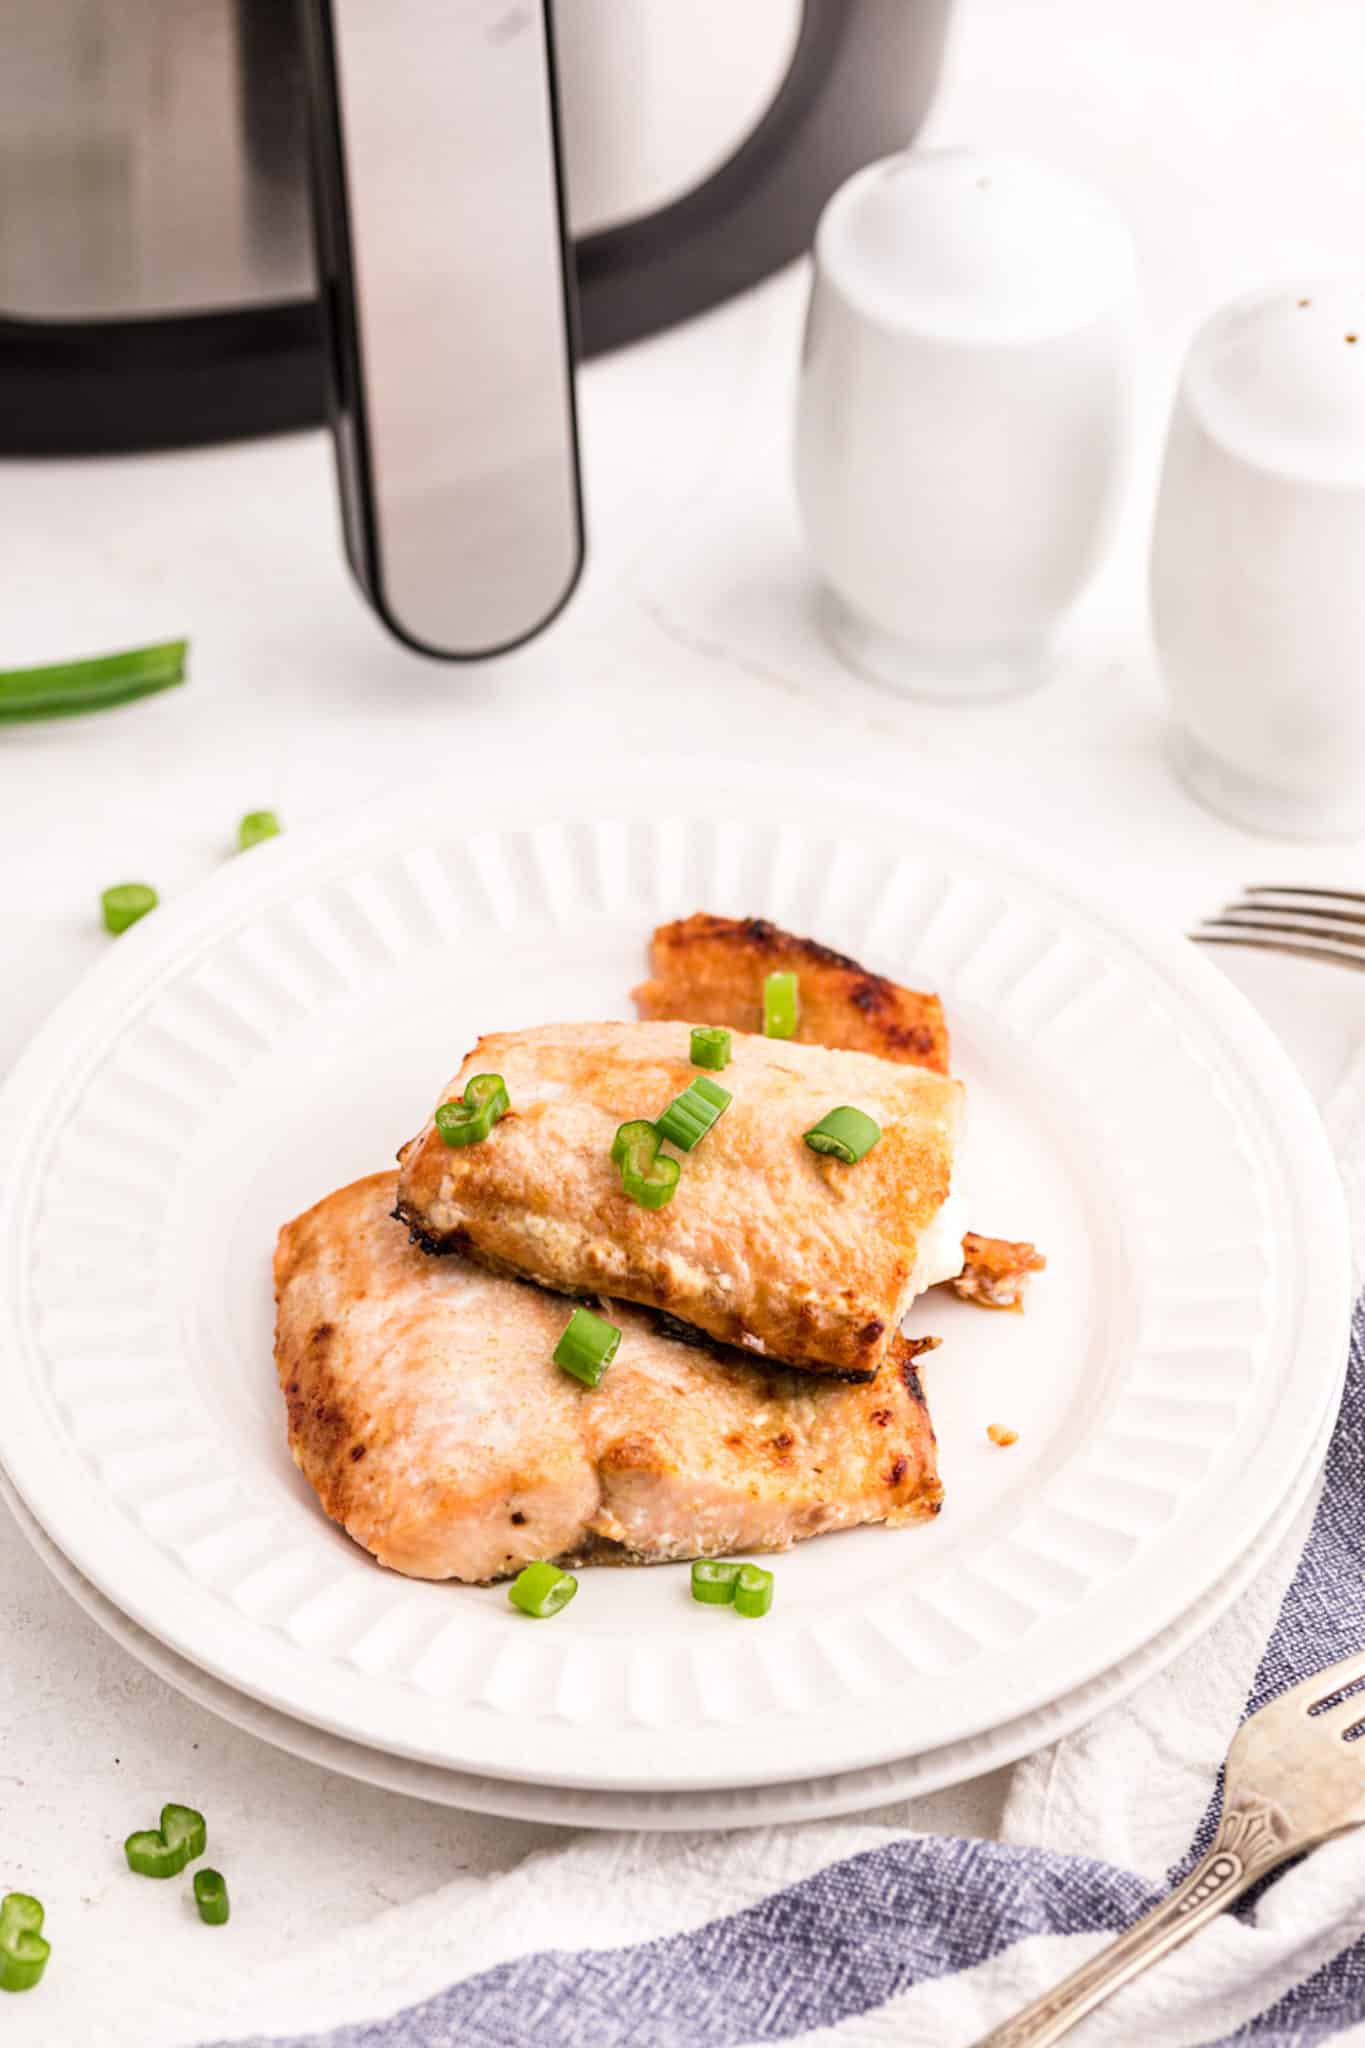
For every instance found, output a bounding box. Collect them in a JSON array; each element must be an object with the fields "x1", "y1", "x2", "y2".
[
  {"x1": 1225, "y1": 899, "x2": 1365, "y2": 931},
  {"x1": 1312, "y1": 1694, "x2": 1365, "y2": 1736},
  {"x1": 1192, "y1": 923, "x2": 1365, "y2": 970},
  {"x1": 1263, "y1": 1647, "x2": 1365, "y2": 1722},
  {"x1": 1246, "y1": 885, "x2": 1365, "y2": 908},
  {"x1": 1216, "y1": 910, "x2": 1365, "y2": 946}
]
